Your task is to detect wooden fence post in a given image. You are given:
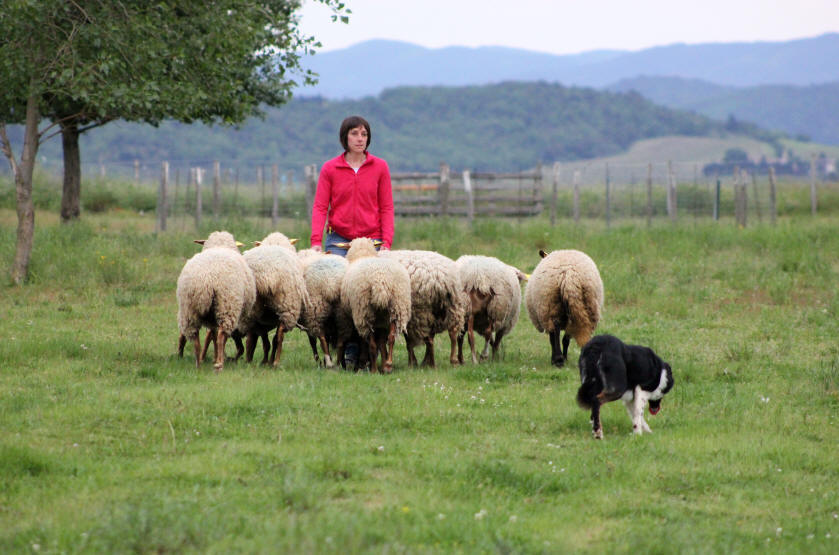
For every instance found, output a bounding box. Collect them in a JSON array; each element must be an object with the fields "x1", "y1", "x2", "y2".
[
  {"x1": 768, "y1": 166, "x2": 777, "y2": 225},
  {"x1": 573, "y1": 170, "x2": 580, "y2": 223},
  {"x1": 714, "y1": 177, "x2": 721, "y2": 221},
  {"x1": 156, "y1": 161, "x2": 168, "y2": 233},
  {"x1": 271, "y1": 164, "x2": 279, "y2": 227},
  {"x1": 667, "y1": 160, "x2": 677, "y2": 222},
  {"x1": 735, "y1": 169, "x2": 747, "y2": 228},
  {"x1": 551, "y1": 162, "x2": 560, "y2": 226},
  {"x1": 810, "y1": 153, "x2": 818, "y2": 215},
  {"x1": 195, "y1": 167, "x2": 203, "y2": 230},
  {"x1": 750, "y1": 170, "x2": 762, "y2": 222},
  {"x1": 438, "y1": 163, "x2": 451, "y2": 216},
  {"x1": 213, "y1": 160, "x2": 221, "y2": 219},
  {"x1": 605, "y1": 163, "x2": 611, "y2": 228},
  {"x1": 305, "y1": 164, "x2": 317, "y2": 227},
  {"x1": 462, "y1": 170, "x2": 474, "y2": 226},
  {"x1": 646, "y1": 162, "x2": 653, "y2": 227},
  {"x1": 134, "y1": 159, "x2": 140, "y2": 184}
]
